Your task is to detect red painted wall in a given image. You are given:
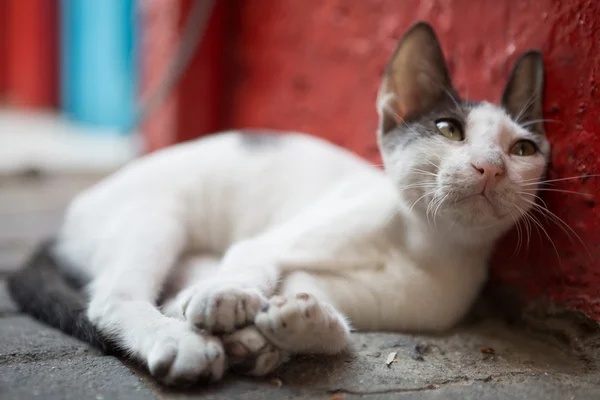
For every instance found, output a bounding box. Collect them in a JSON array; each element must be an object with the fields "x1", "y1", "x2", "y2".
[
  {"x1": 141, "y1": 0, "x2": 225, "y2": 152},
  {"x1": 224, "y1": 0, "x2": 600, "y2": 319},
  {"x1": 0, "y1": 1, "x2": 6, "y2": 100},
  {"x1": 6, "y1": 0, "x2": 58, "y2": 108}
]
